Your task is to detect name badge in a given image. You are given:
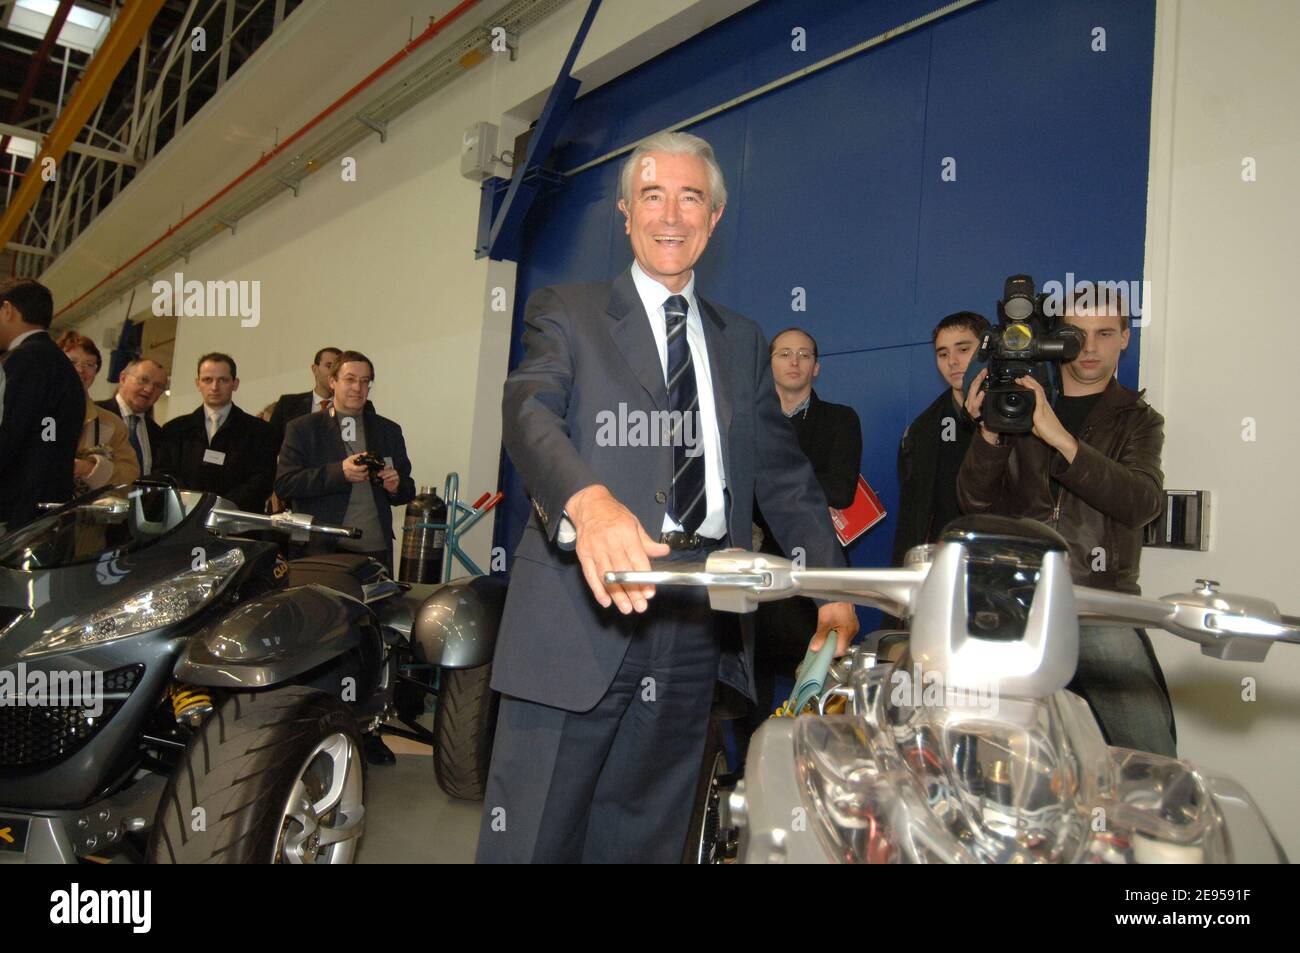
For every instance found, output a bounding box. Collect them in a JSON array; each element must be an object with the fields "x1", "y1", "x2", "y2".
[{"x1": 203, "y1": 449, "x2": 227, "y2": 466}]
